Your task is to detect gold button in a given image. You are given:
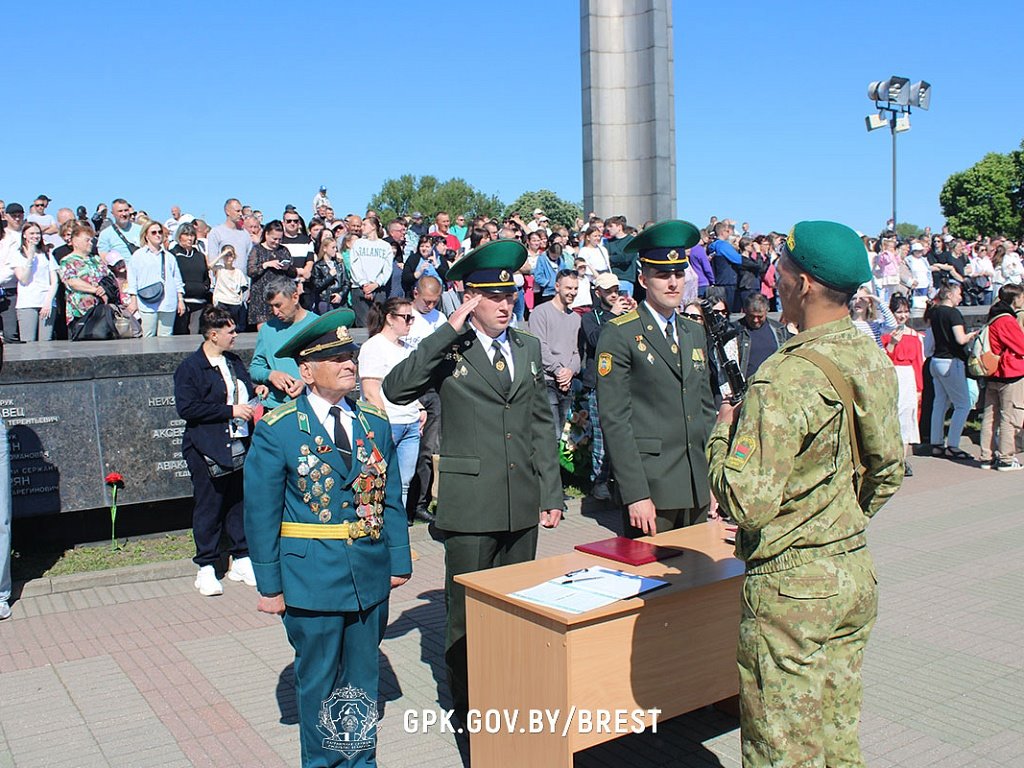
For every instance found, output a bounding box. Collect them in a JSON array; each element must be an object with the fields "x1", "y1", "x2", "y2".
[{"x1": 342, "y1": 501, "x2": 350, "y2": 508}]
